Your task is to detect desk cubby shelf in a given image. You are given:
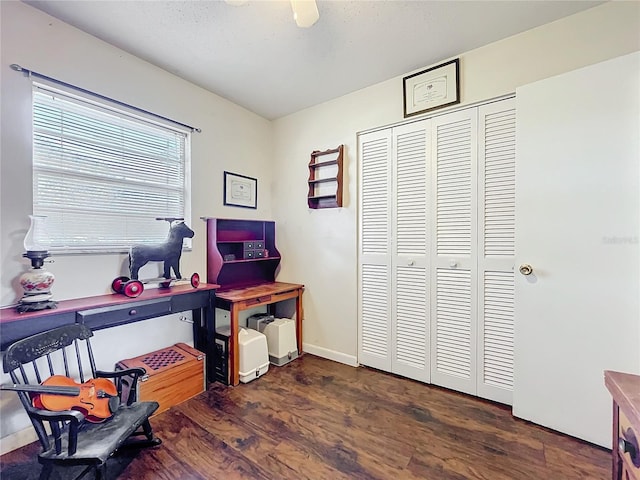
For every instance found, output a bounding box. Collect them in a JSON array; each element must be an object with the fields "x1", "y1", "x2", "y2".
[{"x1": 202, "y1": 218, "x2": 281, "y2": 290}]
